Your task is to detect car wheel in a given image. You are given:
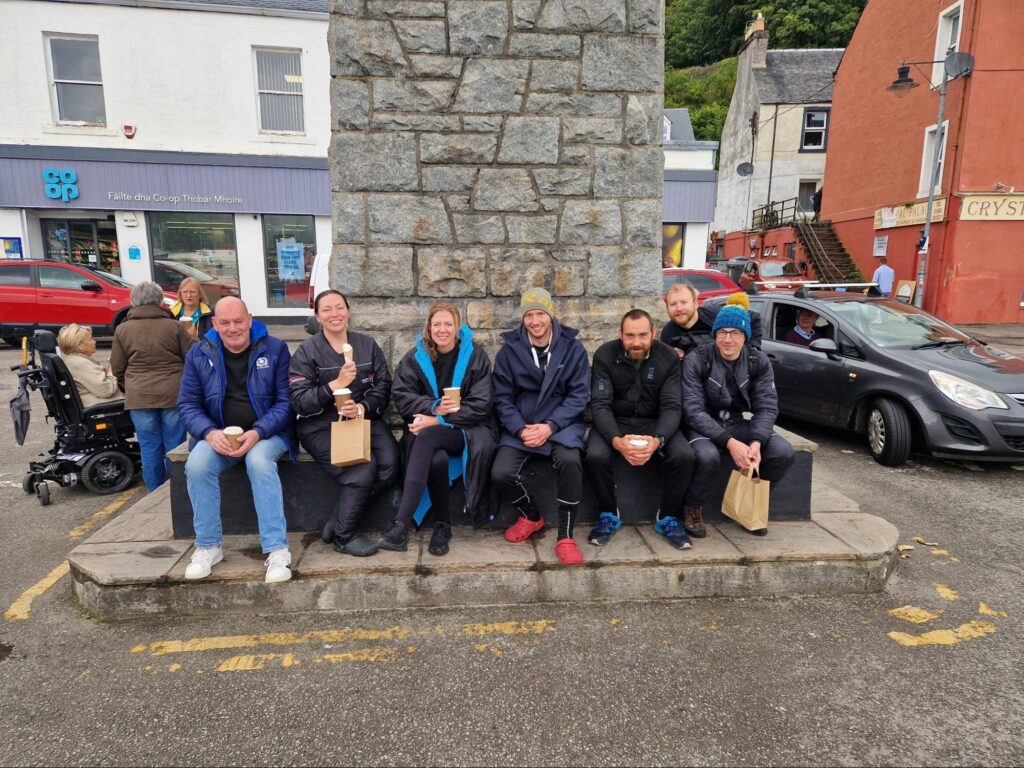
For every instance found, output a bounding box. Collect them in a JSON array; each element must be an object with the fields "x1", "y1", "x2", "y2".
[
  {"x1": 80, "y1": 450, "x2": 135, "y2": 494},
  {"x1": 867, "y1": 398, "x2": 912, "y2": 466}
]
